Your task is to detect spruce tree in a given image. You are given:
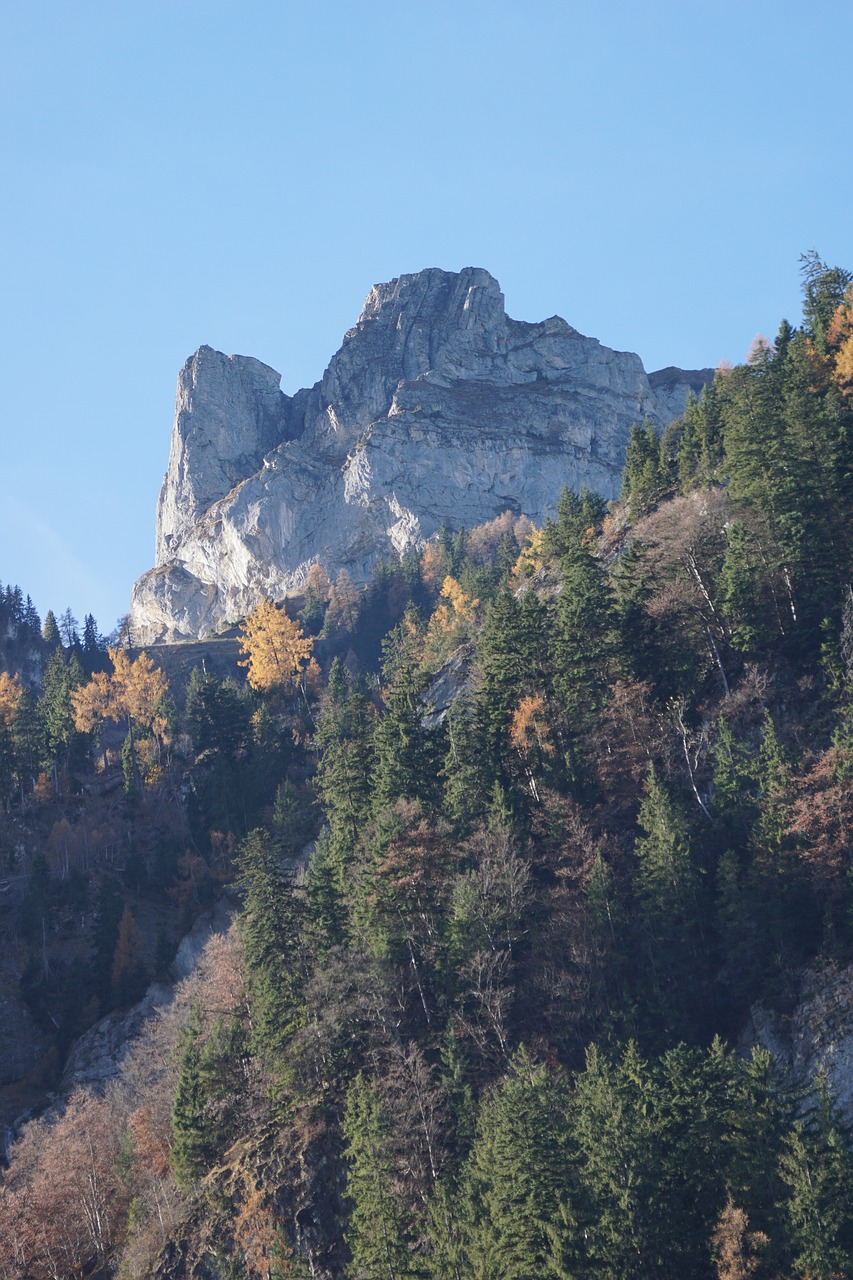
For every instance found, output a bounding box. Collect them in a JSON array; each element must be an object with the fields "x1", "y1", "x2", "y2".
[
  {"x1": 551, "y1": 520, "x2": 616, "y2": 790},
  {"x1": 458, "y1": 1047, "x2": 575, "y2": 1280},
  {"x1": 237, "y1": 828, "x2": 306, "y2": 1071},
  {"x1": 373, "y1": 611, "x2": 440, "y2": 811},
  {"x1": 778, "y1": 1077, "x2": 853, "y2": 1279},
  {"x1": 42, "y1": 609, "x2": 61, "y2": 649},
  {"x1": 171, "y1": 1006, "x2": 214, "y2": 1188},
  {"x1": 343, "y1": 1073, "x2": 422, "y2": 1280}
]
